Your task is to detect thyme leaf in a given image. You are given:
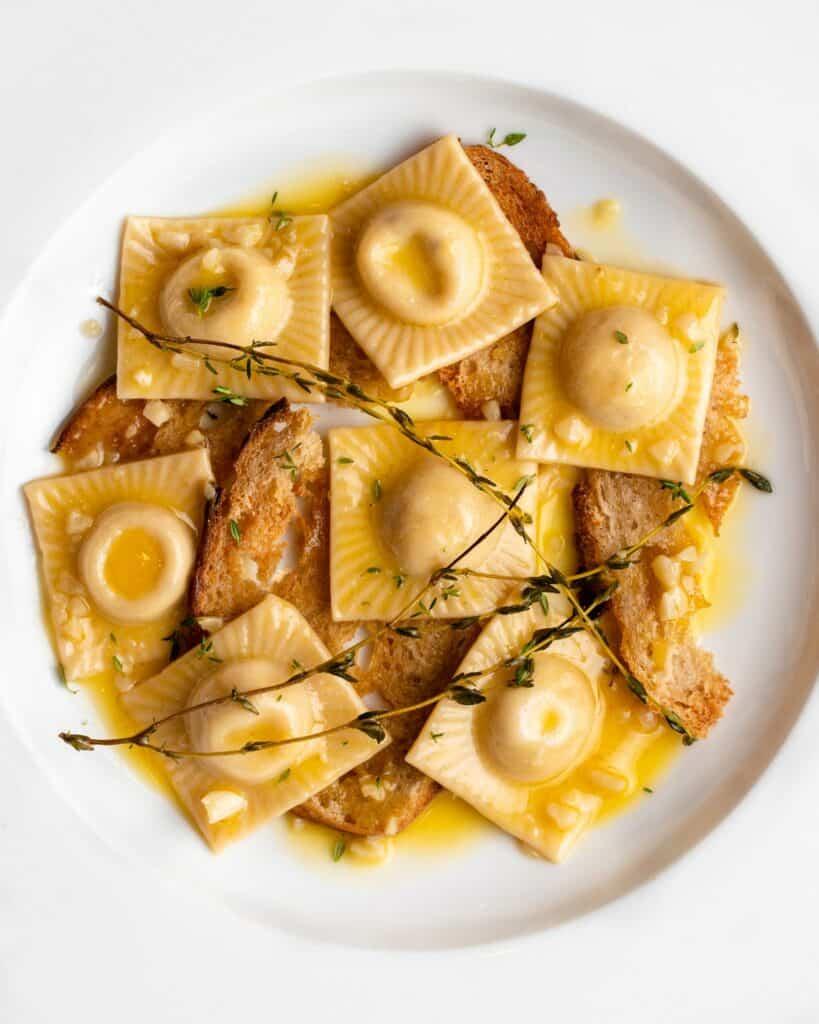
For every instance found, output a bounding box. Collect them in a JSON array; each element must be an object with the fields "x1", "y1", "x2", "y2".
[
  {"x1": 487, "y1": 128, "x2": 527, "y2": 148},
  {"x1": 188, "y1": 285, "x2": 234, "y2": 317}
]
